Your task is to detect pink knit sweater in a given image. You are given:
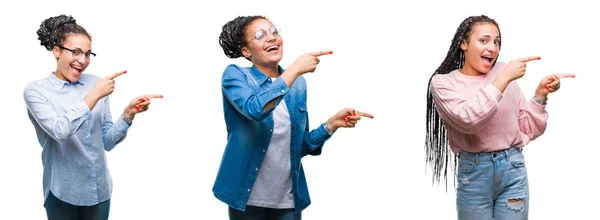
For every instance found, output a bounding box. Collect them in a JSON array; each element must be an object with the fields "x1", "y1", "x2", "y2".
[{"x1": 430, "y1": 62, "x2": 548, "y2": 153}]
